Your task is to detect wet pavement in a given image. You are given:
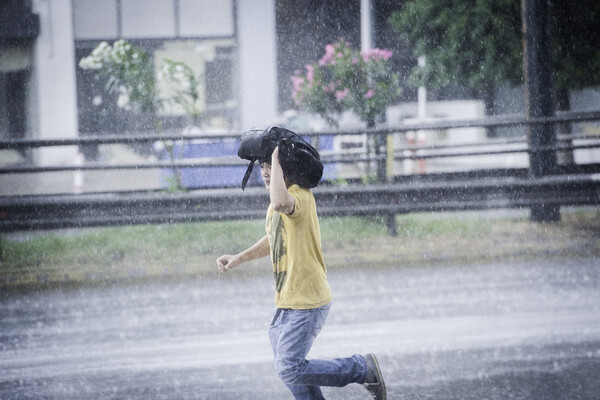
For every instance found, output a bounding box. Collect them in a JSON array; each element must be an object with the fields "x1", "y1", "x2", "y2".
[{"x1": 1, "y1": 257, "x2": 599, "y2": 399}]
